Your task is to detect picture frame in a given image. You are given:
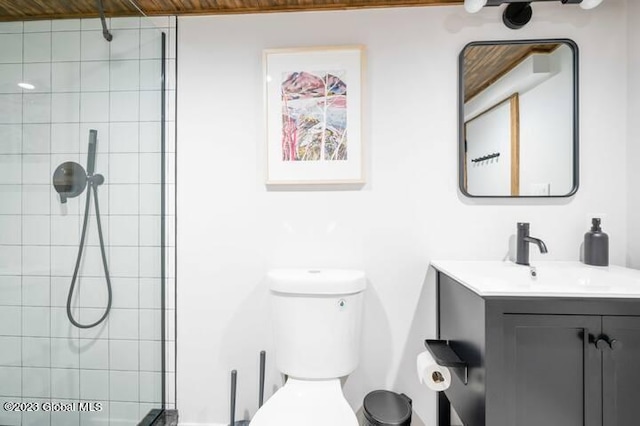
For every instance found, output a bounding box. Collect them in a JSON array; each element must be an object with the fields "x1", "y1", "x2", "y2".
[{"x1": 263, "y1": 45, "x2": 364, "y2": 185}]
